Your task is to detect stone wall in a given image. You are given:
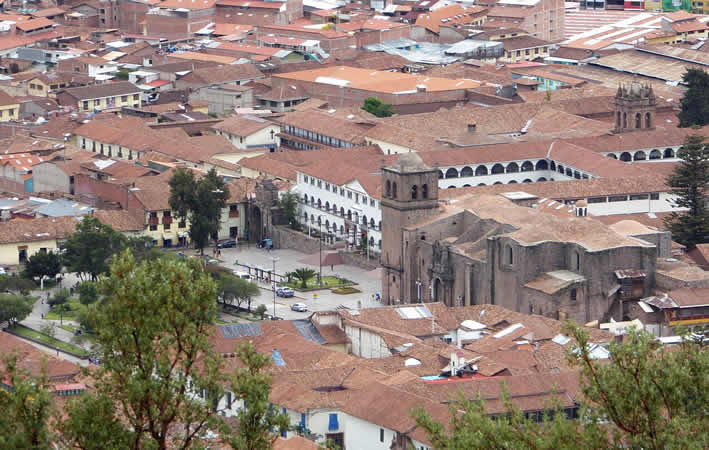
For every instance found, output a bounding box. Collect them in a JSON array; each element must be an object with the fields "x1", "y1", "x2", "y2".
[
  {"x1": 272, "y1": 225, "x2": 330, "y2": 254},
  {"x1": 338, "y1": 250, "x2": 379, "y2": 271}
]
